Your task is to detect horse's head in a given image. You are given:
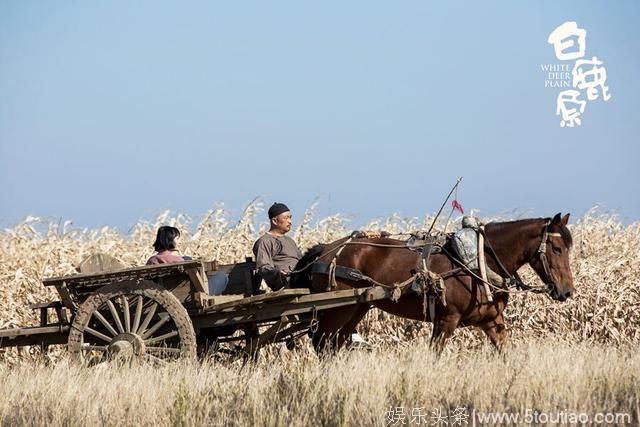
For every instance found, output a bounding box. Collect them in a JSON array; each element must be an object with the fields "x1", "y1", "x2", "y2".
[{"x1": 528, "y1": 213, "x2": 575, "y2": 301}]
